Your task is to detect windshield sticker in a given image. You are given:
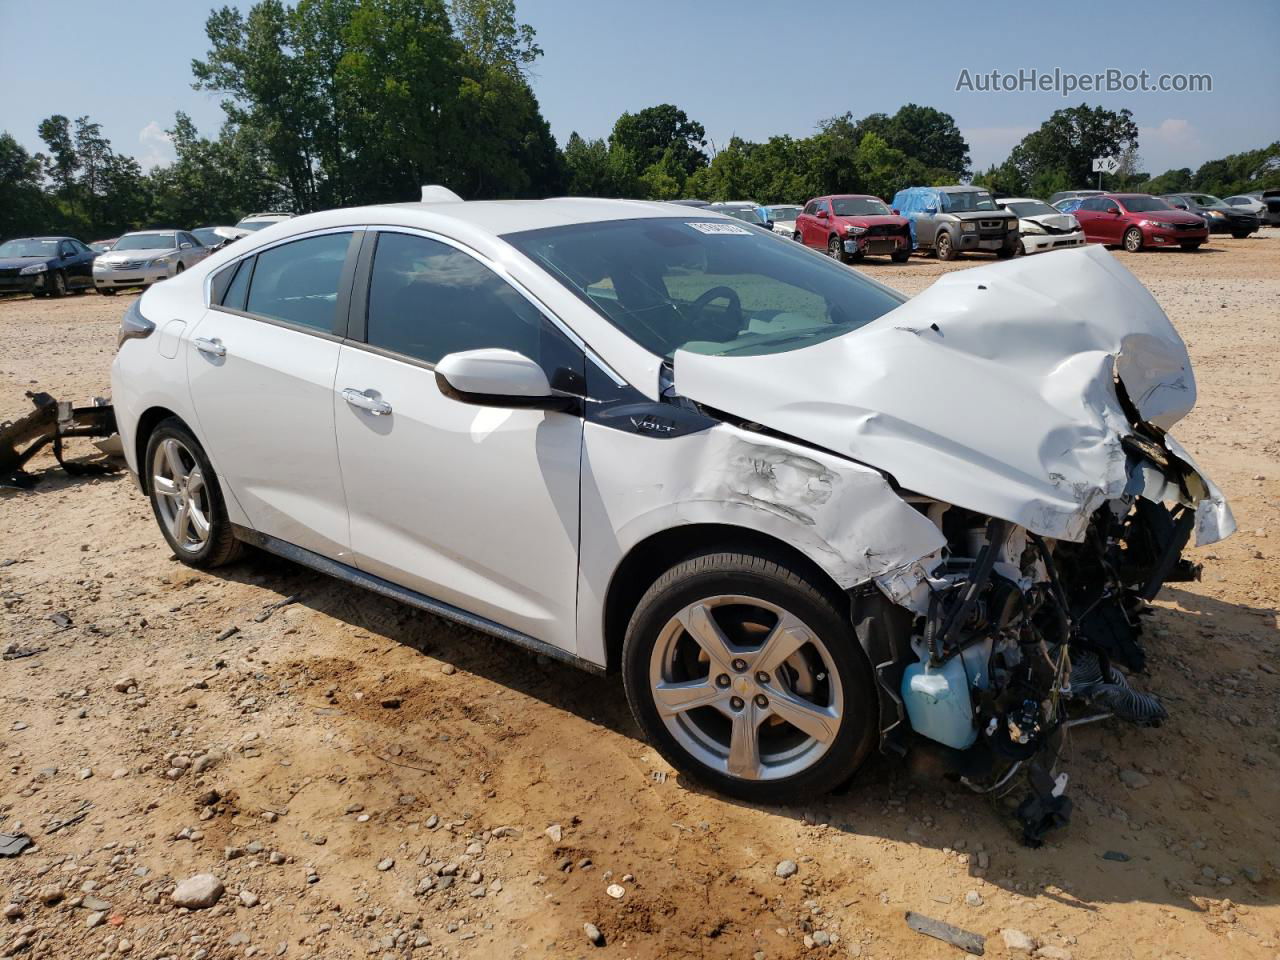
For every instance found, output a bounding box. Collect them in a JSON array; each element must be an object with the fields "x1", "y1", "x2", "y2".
[{"x1": 688, "y1": 221, "x2": 752, "y2": 236}]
